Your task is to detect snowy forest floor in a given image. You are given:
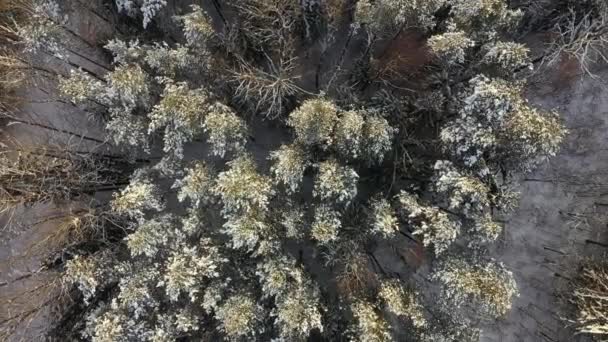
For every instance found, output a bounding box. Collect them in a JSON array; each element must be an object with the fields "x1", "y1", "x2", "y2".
[{"x1": 480, "y1": 67, "x2": 608, "y2": 341}]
